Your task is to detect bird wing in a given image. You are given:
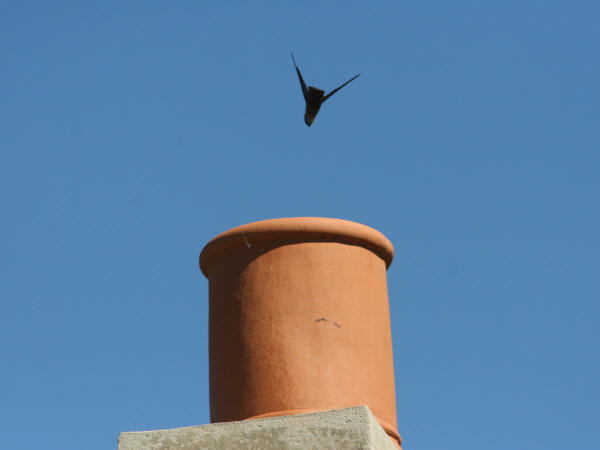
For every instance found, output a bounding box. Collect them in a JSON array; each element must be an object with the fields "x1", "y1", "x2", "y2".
[
  {"x1": 290, "y1": 52, "x2": 308, "y2": 102},
  {"x1": 323, "y1": 73, "x2": 361, "y2": 102}
]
